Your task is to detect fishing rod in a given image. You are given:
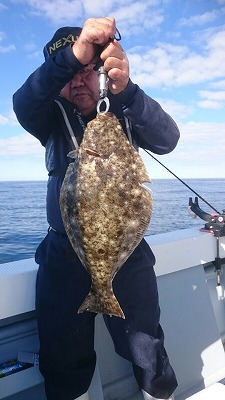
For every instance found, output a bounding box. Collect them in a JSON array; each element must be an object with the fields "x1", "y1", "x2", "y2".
[
  {"x1": 143, "y1": 148, "x2": 221, "y2": 215},
  {"x1": 144, "y1": 150, "x2": 225, "y2": 296}
]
